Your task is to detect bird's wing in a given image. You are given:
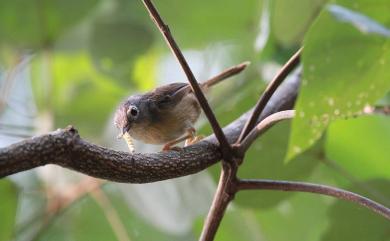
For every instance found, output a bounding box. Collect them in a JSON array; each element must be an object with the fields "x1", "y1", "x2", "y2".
[{"x1": 152, "y1": 82, "x2": 191, "y2": 109}]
